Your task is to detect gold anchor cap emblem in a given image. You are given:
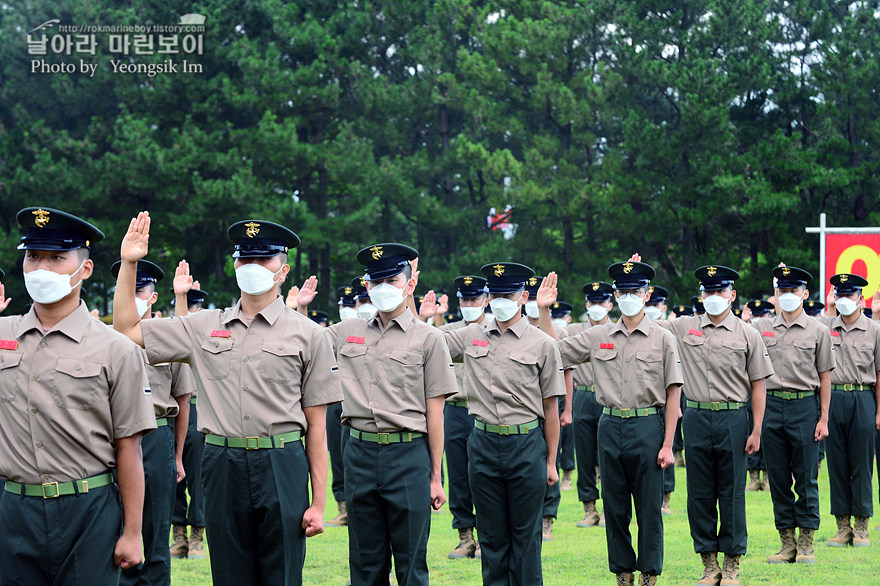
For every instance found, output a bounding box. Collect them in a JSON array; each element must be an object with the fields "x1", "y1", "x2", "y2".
[
  {"x1": 344, "y1": 287, "x2": 352, "y2": 295},
  {"x1": 370, "y1": 246, "x2": 383, "y2": 260},
  {"x1": 622, "y1": 262, "x2": 633, "y2": 274},
  {"x1": 707, "y1": 266, "x2": 717, "y2": 277},
  {"x1": 33, "y1": 209, "x2": 50, "y2": 227},
  {"x1": 781, "y1": 267, "x2": 791, "y2": 276},
  {"x1": 493, "y1": 264, "x2": 506, "y2": 277},
  {"x1": 244, "y1": 222, "x2": 260, "y2": 238},
  {"x1": 463, "y1": 276, "x2": 473, "y2": 286},
  {"x1": 592, "y1": 283, "x2": 600, "y2": 291},
  {"x1": 839, "y1": 274, "x2": 849, "y2": 283}
]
